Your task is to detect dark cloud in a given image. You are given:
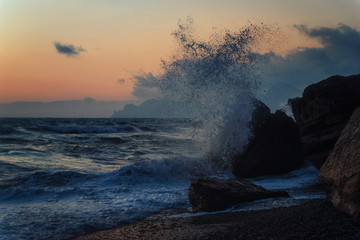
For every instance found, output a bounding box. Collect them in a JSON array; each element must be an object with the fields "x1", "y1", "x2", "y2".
[
  {"x1": 54, "y1": 42, "x2": 86, "y2": 56},
  {"x1": 258, "y1": 24, "x2": 360, "y2": 110},
  {"x1": 128, "y1": 24, "x2": 360, "y2": 110},
  {"x1": 131, "y1": 73, "x2": 161, "y2": 100},
  {"x1": 294, "y1": 24, "x2": 360, "y2": 53}
]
